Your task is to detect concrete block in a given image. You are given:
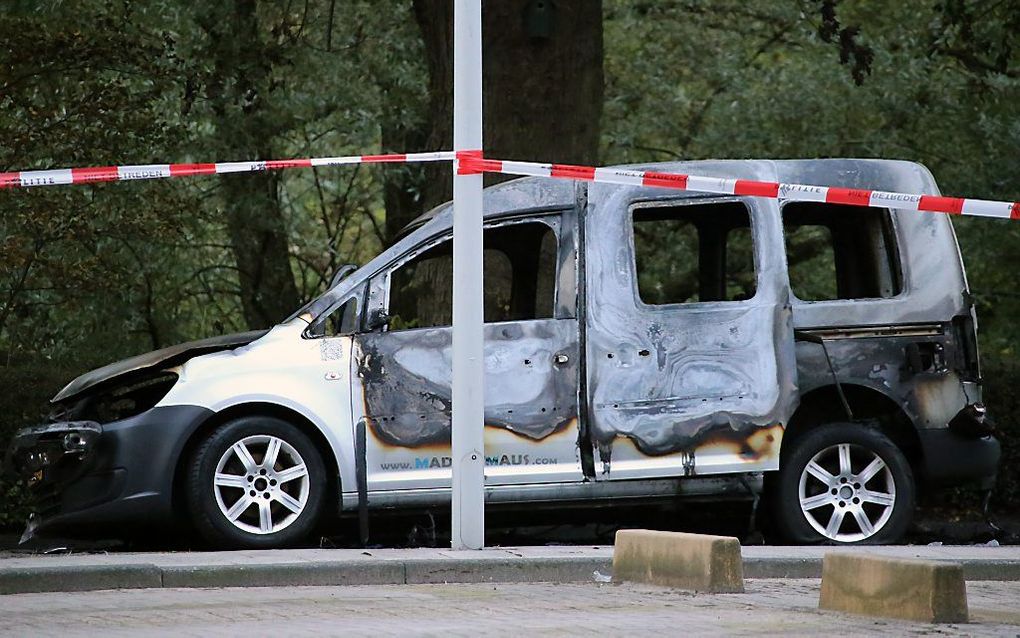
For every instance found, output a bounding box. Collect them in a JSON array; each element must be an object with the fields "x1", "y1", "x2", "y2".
[
  {"x1": 612, "y1": 529, "x2": 744, "y2": 592},
  {"x1": 819, "y1": 553, "x2": 968, "y2": 623}
]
